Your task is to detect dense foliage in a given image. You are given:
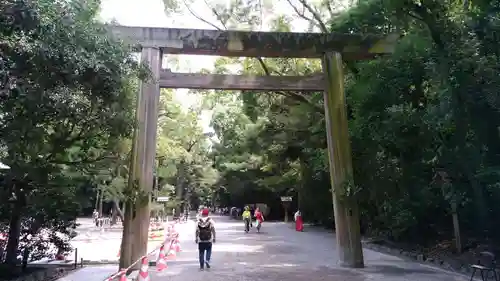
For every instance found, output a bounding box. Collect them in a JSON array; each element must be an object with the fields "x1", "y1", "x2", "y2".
[
  {"x1": 154, "y1": 89, "x2": 217, "y2": 215},
  {"x1": 0, "y1": 0, "x2": 143, "y2": 266},
  {"x1": 3, "y1": 0, "x2": 500, "y2": 271},
  {"x1": 165, "y1": 0, "x2": 500, "y2": 254}
]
